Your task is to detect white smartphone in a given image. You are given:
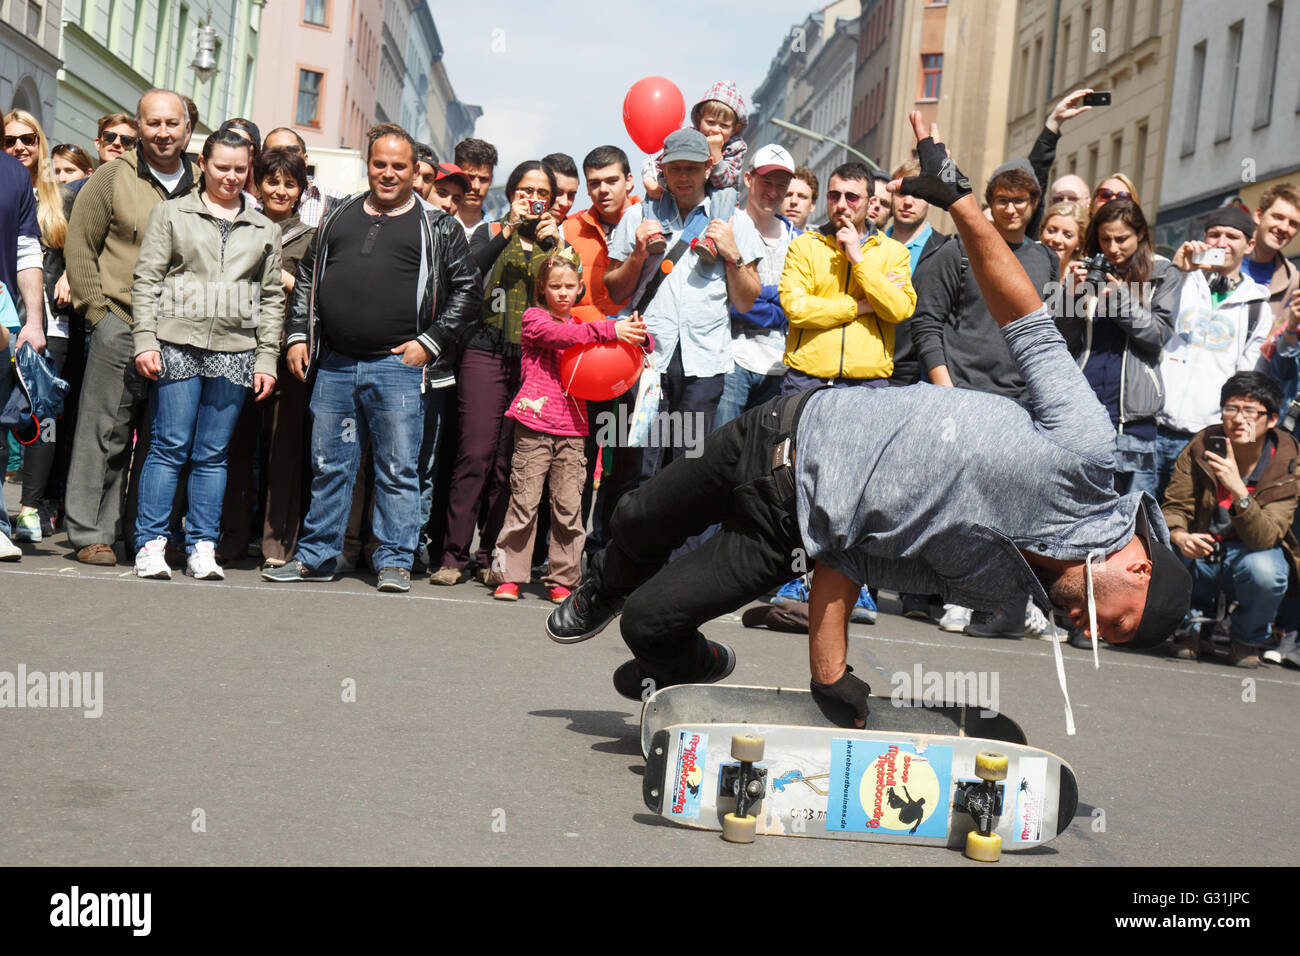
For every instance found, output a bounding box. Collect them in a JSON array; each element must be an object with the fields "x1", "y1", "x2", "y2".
[{"x1": 1193, "y1": 247, "x2": 1227, "y2": 267}]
